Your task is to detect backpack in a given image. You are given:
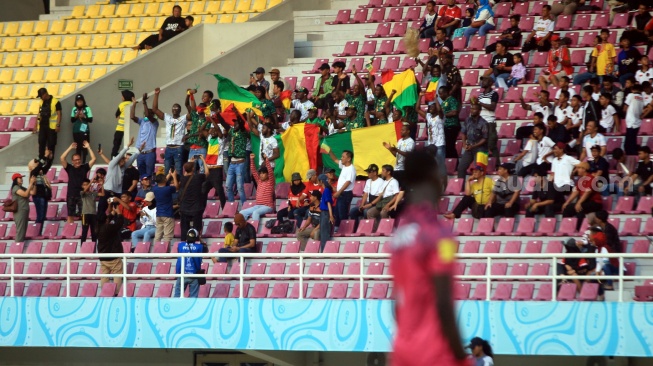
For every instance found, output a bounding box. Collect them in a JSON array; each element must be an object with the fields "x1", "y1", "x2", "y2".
[{"x1": 271, "y1": 220, "x2": 295, "y2": 234}]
